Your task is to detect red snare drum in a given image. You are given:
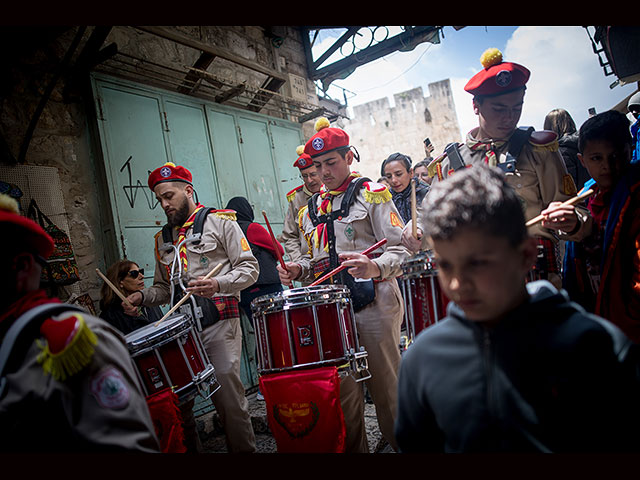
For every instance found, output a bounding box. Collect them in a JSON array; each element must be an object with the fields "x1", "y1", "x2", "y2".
[
  {"x1": 125, "y1": 314, "x2": 220, "y2": 403},
  {"x1": 251, "y1": 285, "x2": 370, "y2": 381},
  {"x1": 400, "y1": 251, "x2": 449, "y2": 348}
]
